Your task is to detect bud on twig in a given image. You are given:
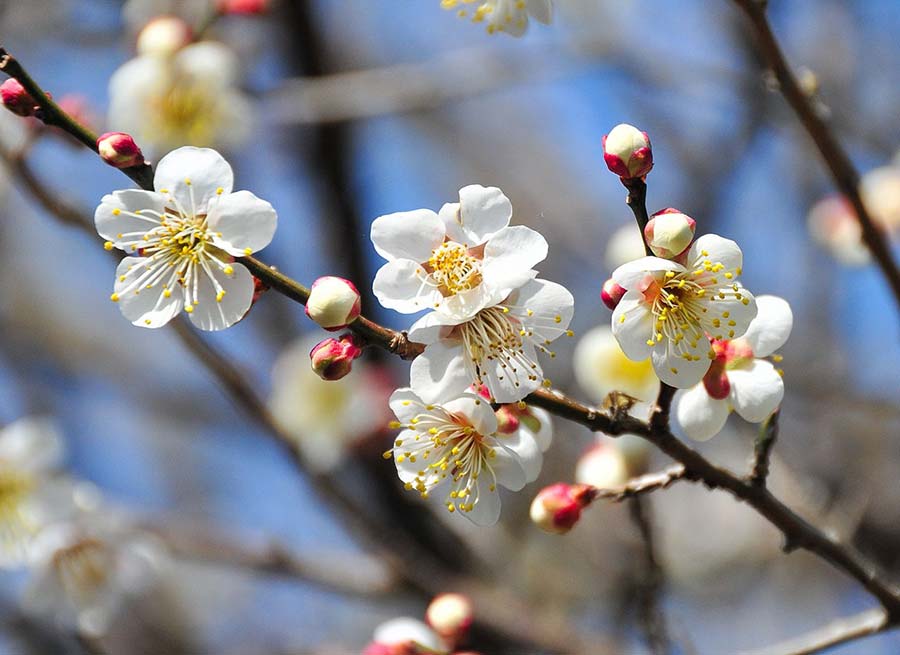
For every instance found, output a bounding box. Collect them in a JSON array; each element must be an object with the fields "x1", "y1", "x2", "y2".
[
  {"x1": 600, "y1": 278, "x2": 626, "y2": 310},
  {"x1": 0, "y1": 79, "x2": 38, "y2": 117},
  {"x1": 218, "y1": 0, "x2": 270, "y2": 14},
  {"x1": 310, "y1": 334, "x2": 364, "y2": 381},
  {"x1": 426, "y1": 593, "x2": 474, "y2": 647},
  {"x1": 644, "y1": 208, "x2": 696, "y2": 259},
  {"x1": 602, "y1": 123, "x2": 653, "y2": 179},
  {"x1": 306, "y1": 276, "x2": 362, "y2": 330},
  {"x1": 97, "y1": 132, "x2": 145, "y2": 169},
  {"x1": 530, "y1": 483, "x2": 596, "y2": 534}
]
